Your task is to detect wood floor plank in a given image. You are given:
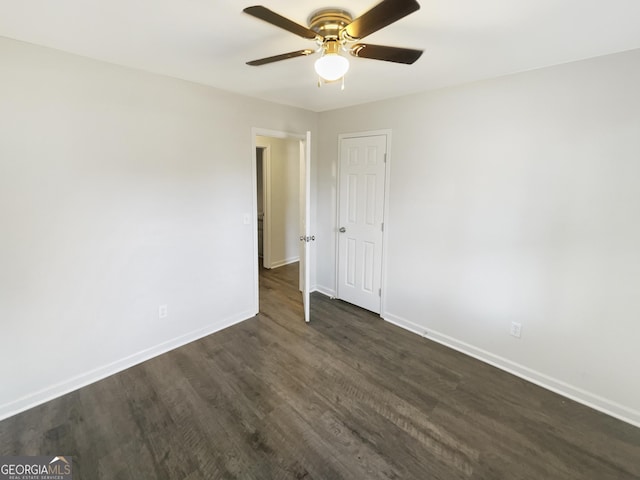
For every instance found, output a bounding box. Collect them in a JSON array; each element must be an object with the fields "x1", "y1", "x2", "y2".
[{"x1": 1, "y1": 262, "x2": 638, "y2": 479}]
